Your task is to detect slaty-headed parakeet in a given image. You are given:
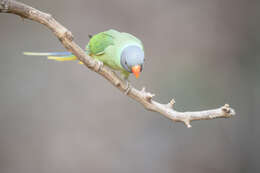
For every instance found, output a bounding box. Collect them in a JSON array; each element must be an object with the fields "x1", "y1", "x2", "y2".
[{"x1": 24, "y1": 29, "x2": 145, "y2": 79}]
